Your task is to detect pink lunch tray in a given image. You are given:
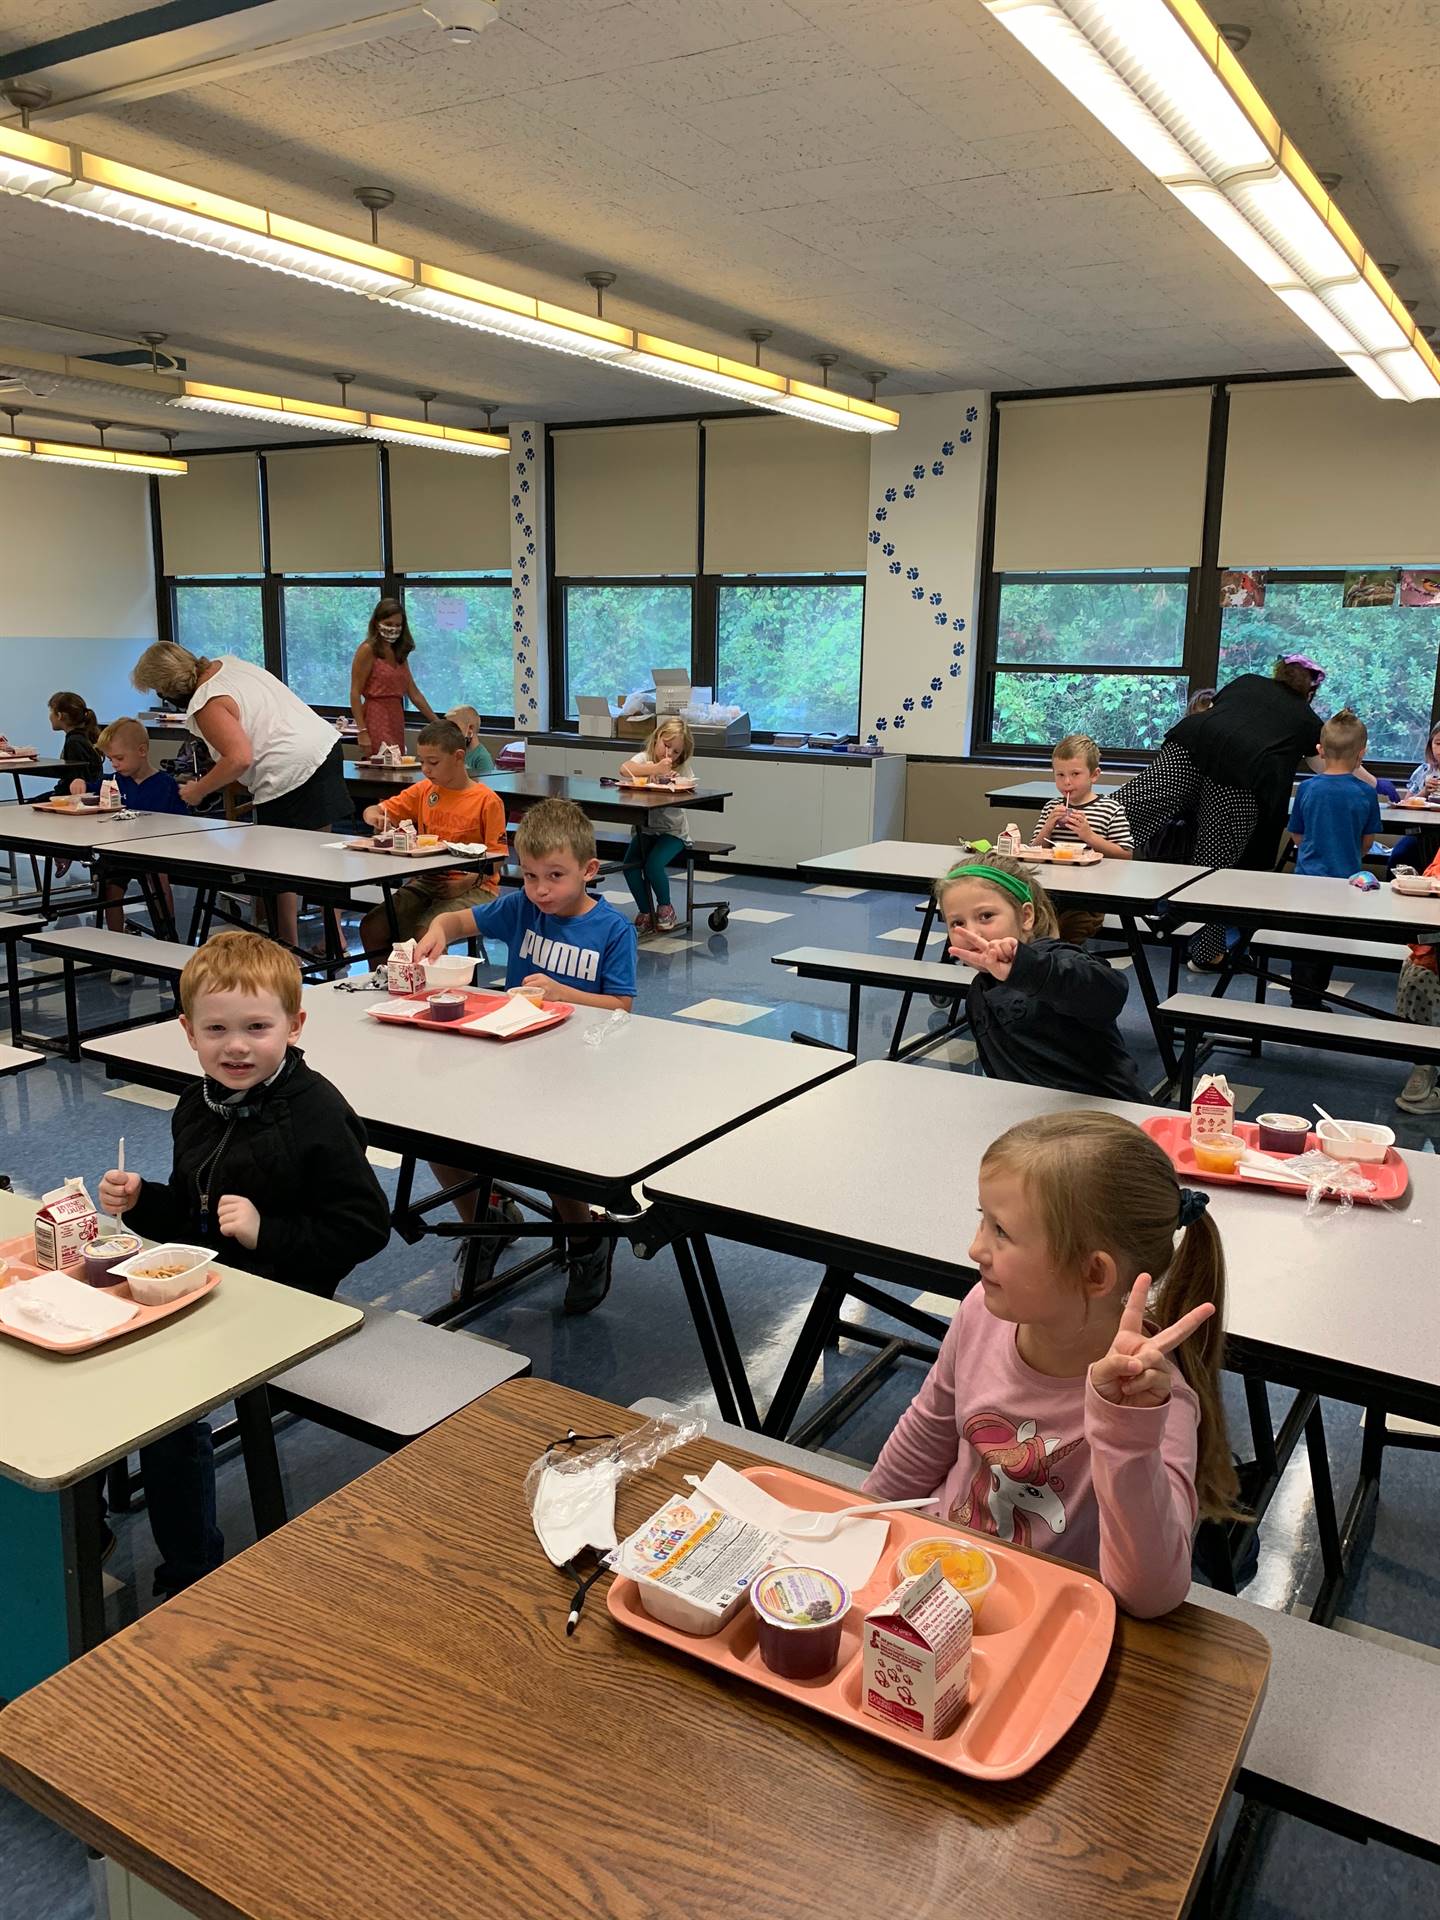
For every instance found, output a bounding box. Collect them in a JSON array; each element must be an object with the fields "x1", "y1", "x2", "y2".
[
  {"x1": 343, "y1": 838, "x2": 506, "y2": 859},
  {"x1": 1141, "y1": 1114, "x2": 1409, "y2": 1204},
  {"x1": 1016, "y1": 845, "x2": 1103, "y2": 865},
  {"x1": 0, "y1": 1235, "x2": 221, "y2": 1354},
  {"x1": 607, "y1": 1463, "x2": 1115, "y2": 1782},
  {"x1": 366, "y1": 988, "x2": 574, "y2": 1041},
  {"x1": 617, "y1": 779, "x2": 695, "y2": 792}
]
